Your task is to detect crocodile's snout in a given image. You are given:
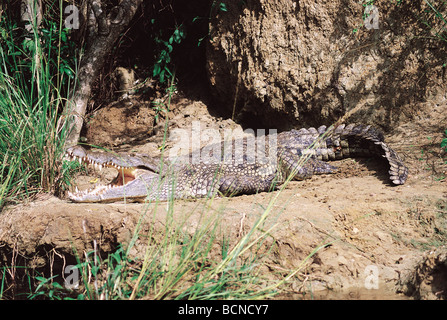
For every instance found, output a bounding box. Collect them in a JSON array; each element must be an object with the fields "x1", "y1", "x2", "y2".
[{"x1": 65, "y1": 146, "x2": 144, "y2": 202}]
